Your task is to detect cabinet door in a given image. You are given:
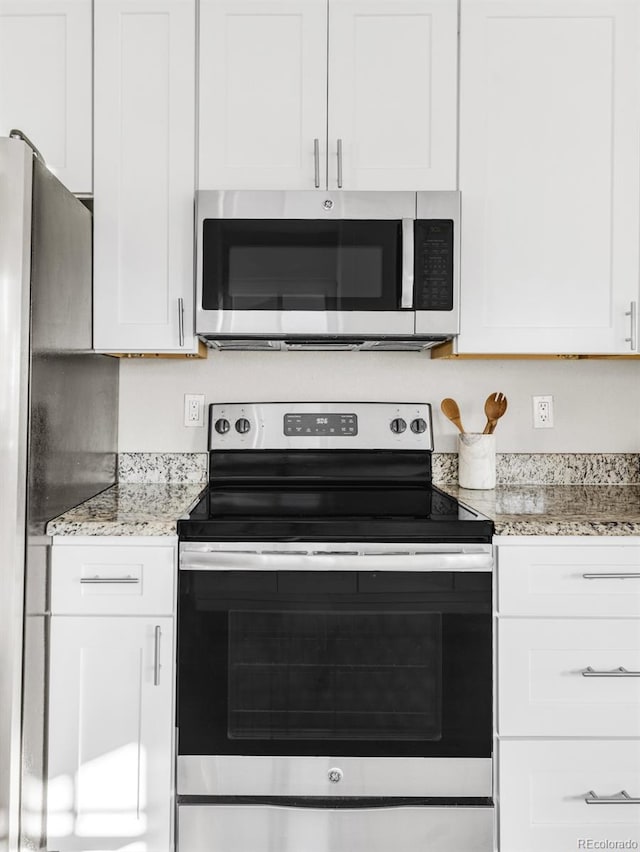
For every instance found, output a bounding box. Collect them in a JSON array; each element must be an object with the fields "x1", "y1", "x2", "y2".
[
  {"x1": 47, "y1": 617, "x2": 174, "y2": 852},
  {"x1": 499, "y1": 740, "x2": 640, "y2": 852},
  {"x1": 199, "y1": 0, "x2": 327, "y2": 190},
  {"x1": 458, "y1": 0, "x2": 640, "y2": 354},
  {"x1": 498, "y1": 618, "x2": 640, "y2": 737},
  {"x1": 93, "y1": 0, "x2": 198, "y2": 353},
  {"x1": 328, "y1": 0, "x2": 457, "y2": 190},
  {"x1": 0, "y1": 0, "x2": 92, "y2": 193}
]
